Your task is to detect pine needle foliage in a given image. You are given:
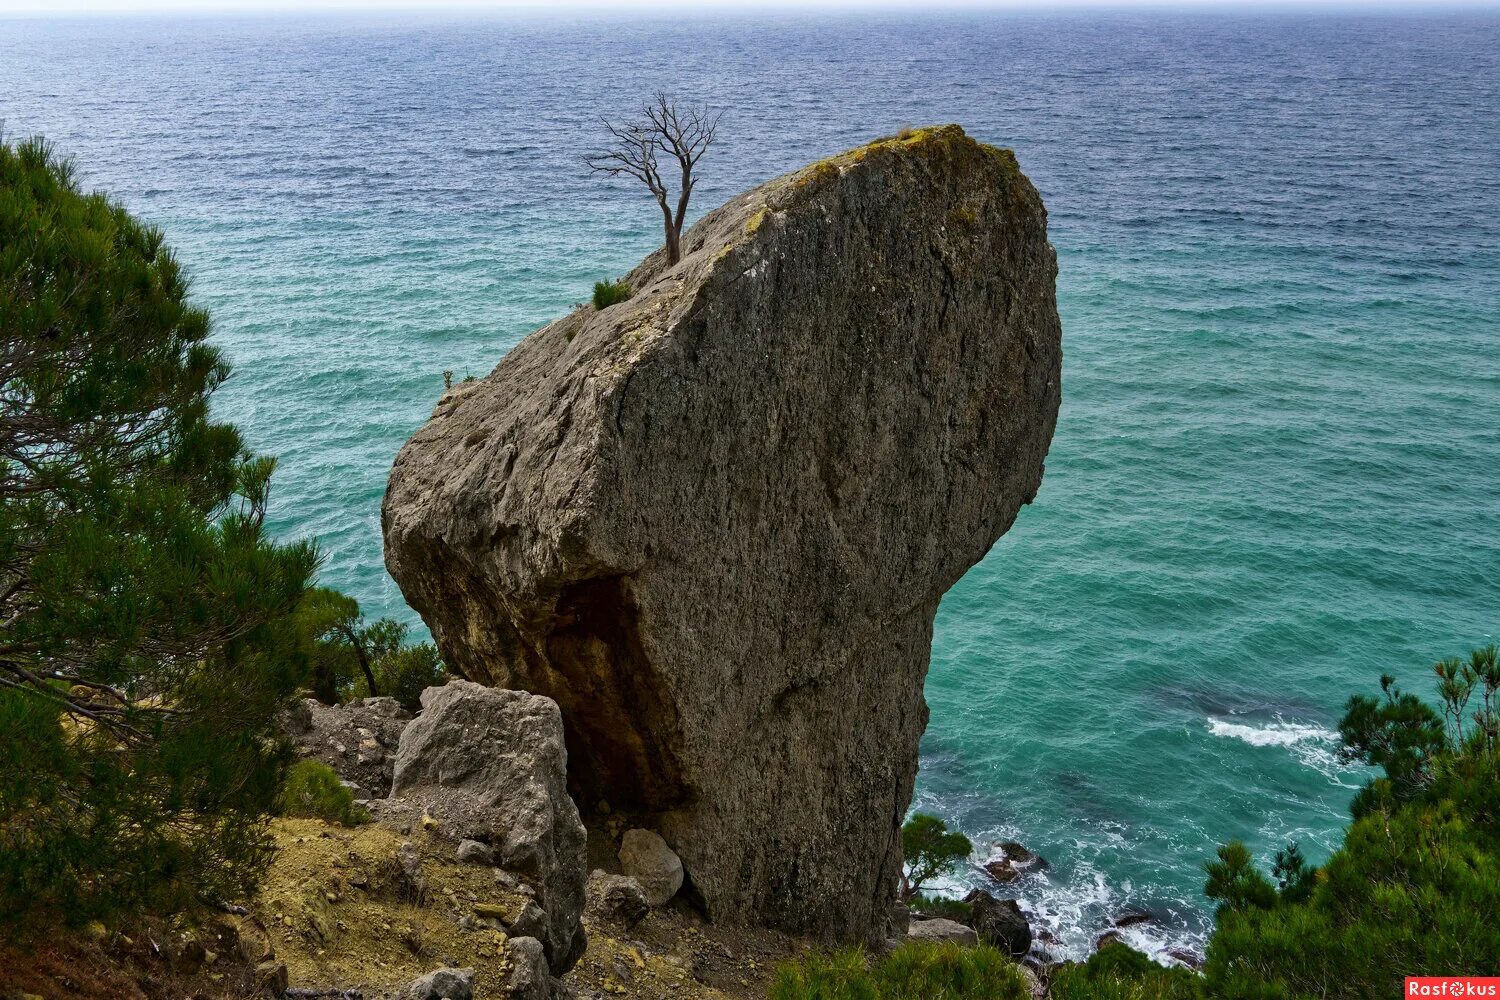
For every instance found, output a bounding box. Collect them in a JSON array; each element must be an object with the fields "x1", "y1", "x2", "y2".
[
  {"x1": 592, "y1": 279, "x2": 632, "y2": 310},
  {"x1": 0, "y1": 137, "x2": 317, "y2": 926},
  {"x1": 1202, "y1": 645, "x2": 1500, "y2": 999}
]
